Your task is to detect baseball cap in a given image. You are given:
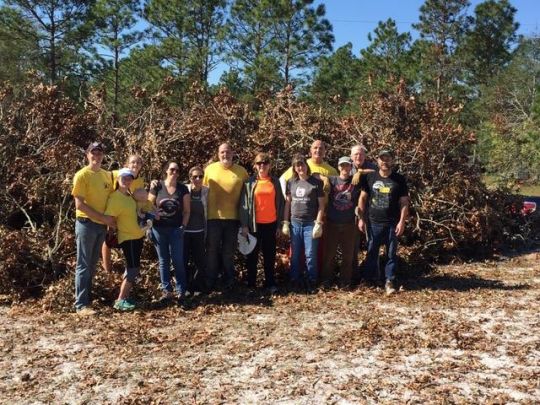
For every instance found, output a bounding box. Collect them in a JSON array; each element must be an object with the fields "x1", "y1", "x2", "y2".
[
  {"x1": 378, "y1": 149, "x2": 394, "y2": 158},
  {"x1": 338, "y1": 156, "x2": 352, "y2": 166},
  {"x1": 86, "y1": 141, "x2": 105, "y2": 153},
  {"x1": 117, "y1": 168, "x2": 135, "y2": 178}
]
